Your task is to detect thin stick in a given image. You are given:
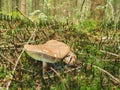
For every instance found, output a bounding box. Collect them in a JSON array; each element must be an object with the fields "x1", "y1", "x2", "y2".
[
  {"x1": 15, "y1": 7, "x2": 33, "y2": 23},
  {"x1": 0, "y1": 53, "x2": 15, "y2": 65},
  {"x1": 50, "y1": 67, "x2": 63, "y2": 80},
  {"x1": 5, "y1": 9, "x2": 37, "y2": 90},
  {"x1": 93, "y1": 65, "x2": 120, "y2": 84},
  {"x1": 6, "y1": 30, "x2": 36, "y2": 90},
  {"x1": 100, "y1": 50, "x2": 119, "y2": 57},
  {"x1": 43, "y1": 63, "x2": 120, "y2": 85},
  {"x1": 43, "y1": 66, "x2": 82, "y2": 79}
]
